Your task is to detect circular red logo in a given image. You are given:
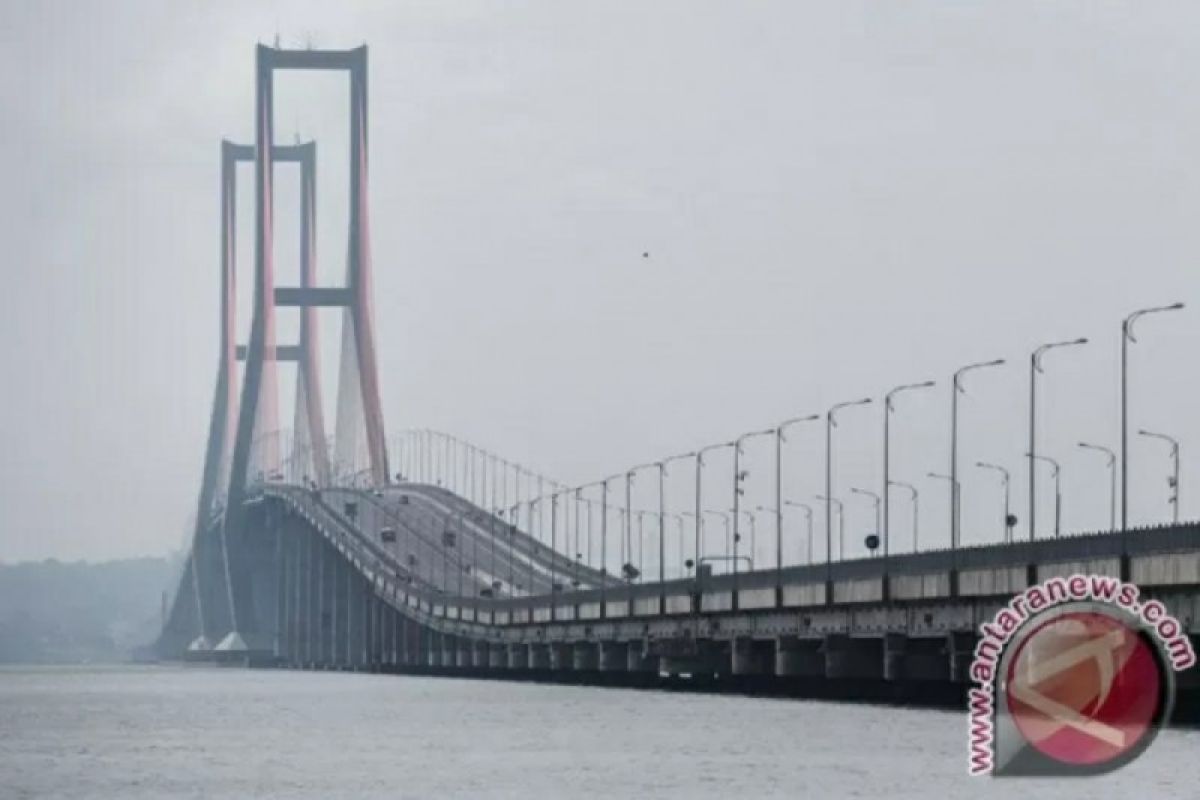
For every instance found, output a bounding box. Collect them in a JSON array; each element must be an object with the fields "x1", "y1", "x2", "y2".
[{"x1": 1004, "y1": 609, "x2": 1162, "y2": 768}]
